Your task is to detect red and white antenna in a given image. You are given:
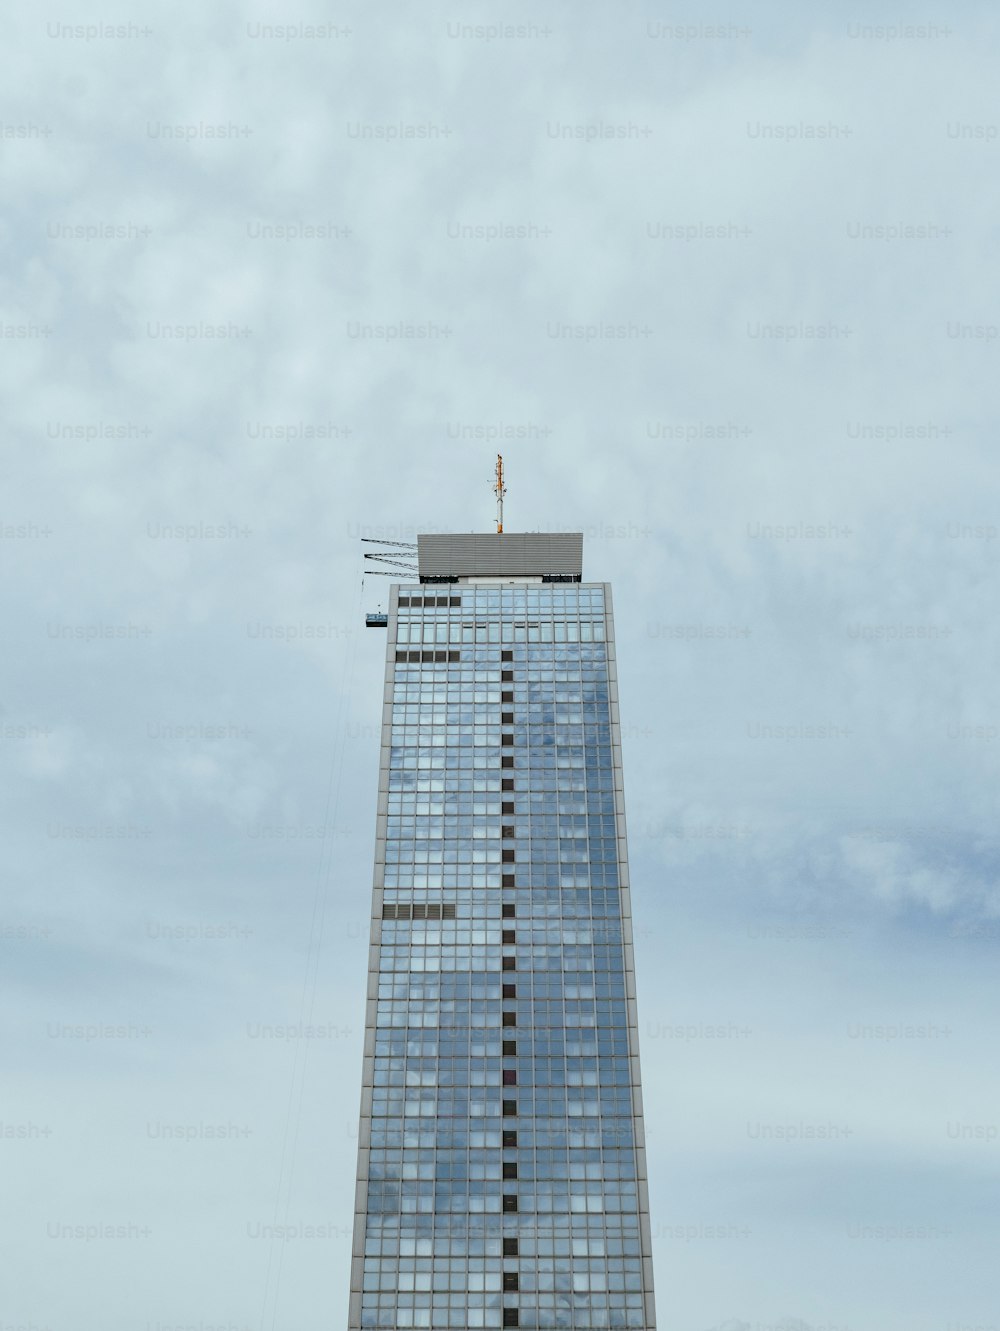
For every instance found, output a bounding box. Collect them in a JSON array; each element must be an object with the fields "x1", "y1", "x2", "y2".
[{"x1": 493, "y1": 454, "x2": 506, "y2": 533}]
